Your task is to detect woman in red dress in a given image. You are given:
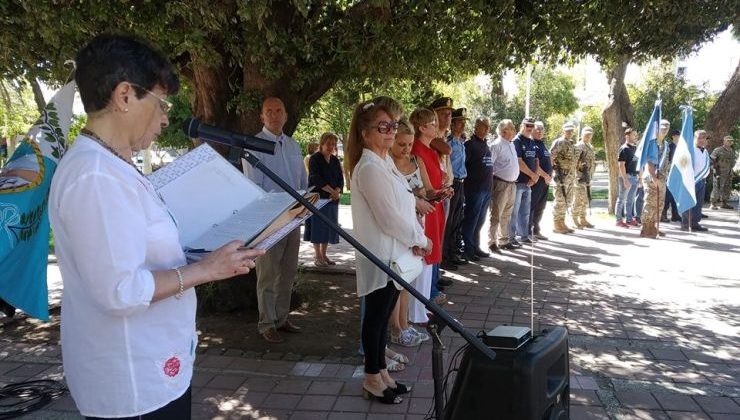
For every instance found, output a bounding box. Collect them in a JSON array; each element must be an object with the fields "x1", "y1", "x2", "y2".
[{"x1": 408, "y1": 108, "x2": 452, "y2": 322}]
